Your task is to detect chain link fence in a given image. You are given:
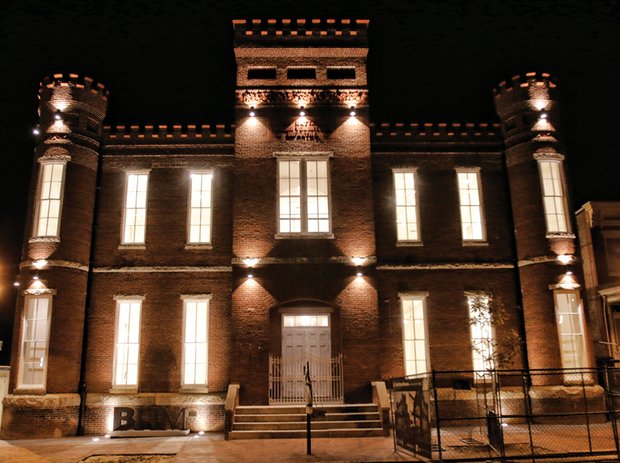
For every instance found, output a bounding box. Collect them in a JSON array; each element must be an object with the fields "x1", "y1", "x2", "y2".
[{"x1": 388, "y1": 367, "x2": 620, "y2": 462}]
